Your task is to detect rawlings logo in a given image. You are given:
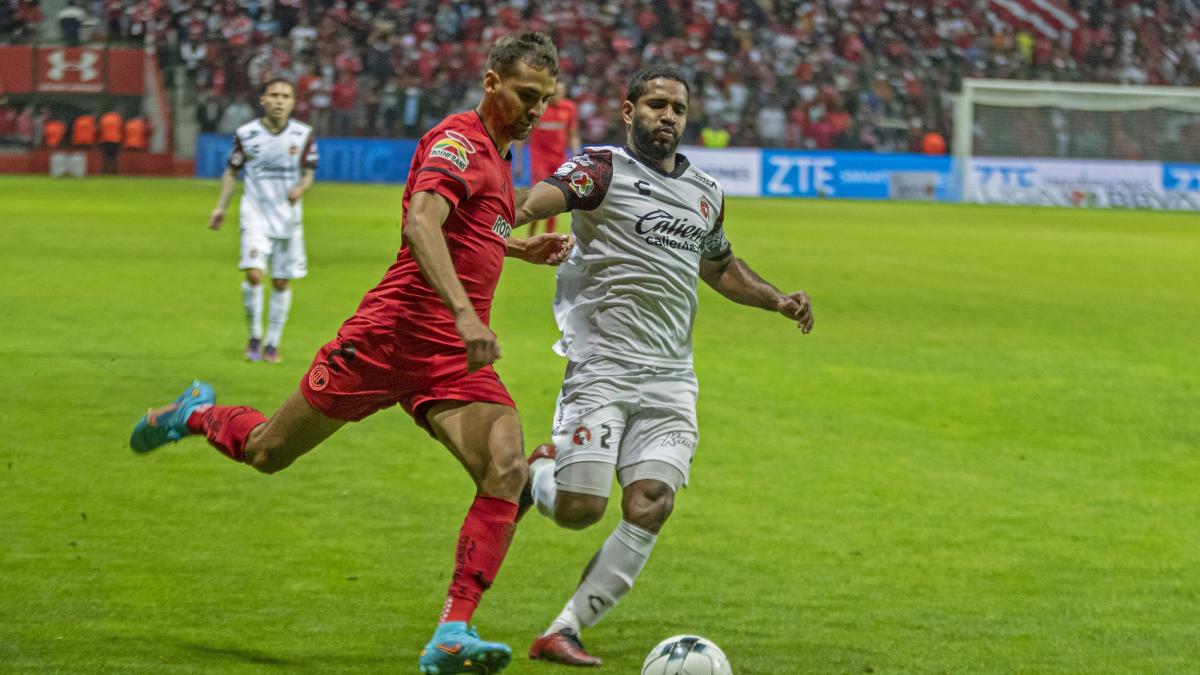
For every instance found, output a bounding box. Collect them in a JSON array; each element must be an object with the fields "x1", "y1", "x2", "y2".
[{"x1": 429, "y1": 129, "x2": 476, "y2": 171}]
